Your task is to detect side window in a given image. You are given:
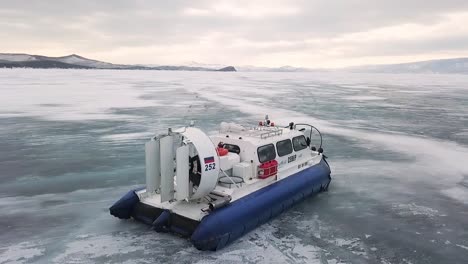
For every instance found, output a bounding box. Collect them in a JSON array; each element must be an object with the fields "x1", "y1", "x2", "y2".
[
  {"x1": 292, "y1": 135, "x2": 308, "y2": 151},
  {"x1": 223, "y1": 143, "x2": 240, "y2": 154},
  {"x1": 276, "y1": 139, "x2": 293, "y2": 157},
  {"x1": 257, "y1": 144, "x2": 276, "y2": 163}
]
